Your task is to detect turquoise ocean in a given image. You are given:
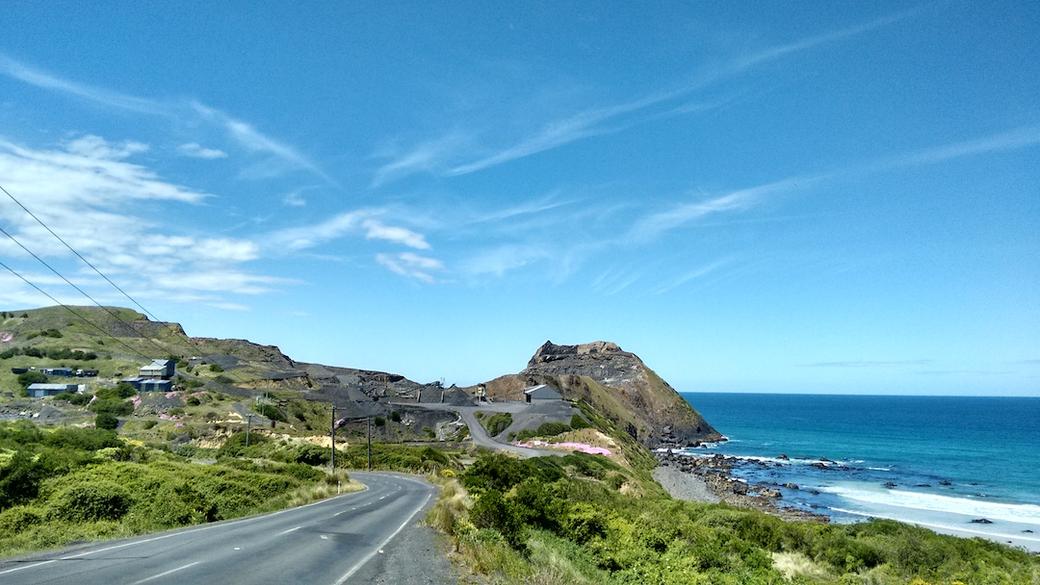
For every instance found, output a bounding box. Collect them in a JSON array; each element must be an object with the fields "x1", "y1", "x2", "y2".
[{"x1": 679, "y1": 393, "x2": 1040, "y2": 551}]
